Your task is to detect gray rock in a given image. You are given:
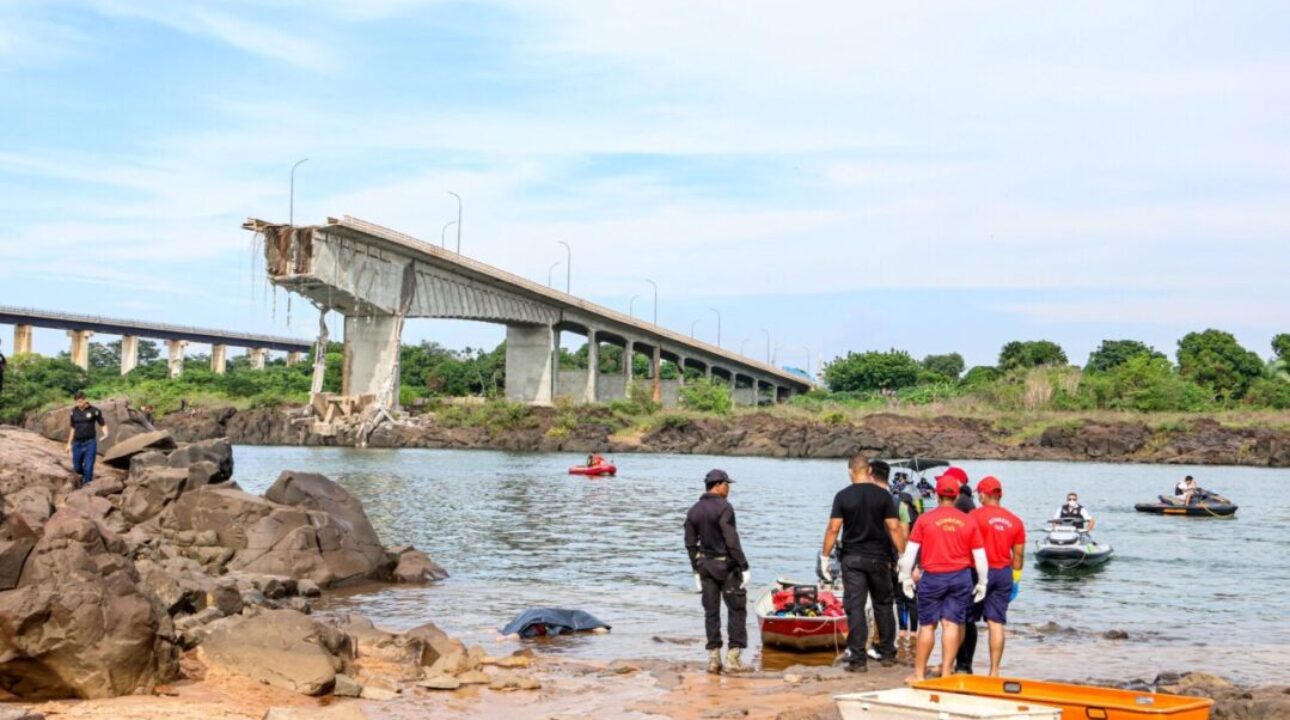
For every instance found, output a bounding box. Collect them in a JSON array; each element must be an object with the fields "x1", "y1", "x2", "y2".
[
  {"x1": 121, "y1": 466, "x2": 190, "y2": 524},
  {"x1": 165, "y1": 439, "x2": 234, "y2": 483},
  {"x1": 0, "y1": 509, "x2": 177, "y2": 699},
  {"x1": 103, "y1": 430, "x2": 178, "y2": 468},
  {"x1": 391, "y1": 549, "x2": 449, "y2": 583},
  {"x1": 333, "y1": 673, "x2": 362, "y2": 697},
  {"x1": 199, "y1": 609, "x2": 342, "y2": 696},
  {"x1": 406, "y1": 621, "x2": 466, "y2": 669},
  {"x1": 264, "y1": 471, "x2": 394, "y2": 584},
  {"x1": 297, "y1": 579, "x2": 322, "y2": 597}
]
